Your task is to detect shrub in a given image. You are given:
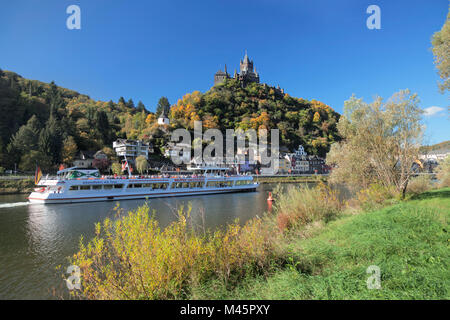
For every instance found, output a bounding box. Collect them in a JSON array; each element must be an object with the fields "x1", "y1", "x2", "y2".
[
  {"x1": 435, "y1": 155, "x2": 450, "y2": 188},
  {"x1": 69, "y1": 203, "x2": 274, "y2": 299},
  {"x1": 355, "y1": 183, "x2": 399, "y2": 210},
  {"x1": 407, "y1": 175, "x2": 432, "y2": 195},
  {"x1": 272, "y1": 182, "x2": 342, "y2": 232}
]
